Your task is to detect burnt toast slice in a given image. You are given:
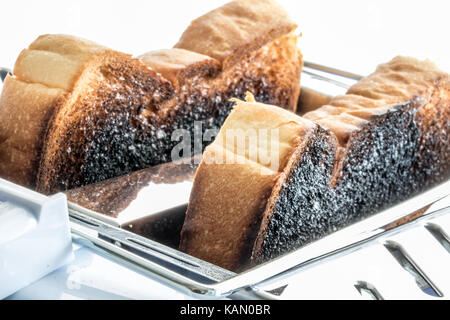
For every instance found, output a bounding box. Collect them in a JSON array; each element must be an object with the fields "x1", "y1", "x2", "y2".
[
  {"x1": 179, "y1": 56, "x2": 450, "y2": 272},
  {"x1": 0, "y1": 0, "x2": 302, "y2": 194},
  {"x1": 0, "y1": 35, "x2": 173, "y2": 190}
]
